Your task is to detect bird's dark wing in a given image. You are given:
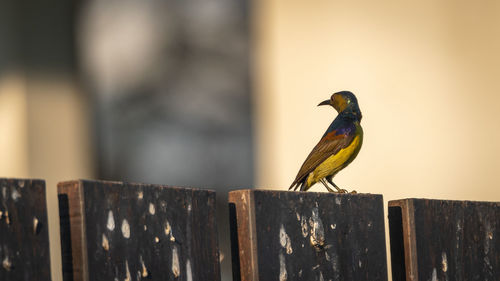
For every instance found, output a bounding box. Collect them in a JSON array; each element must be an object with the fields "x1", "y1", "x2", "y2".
[{"x1": 289, "y1": 130, "x2": 355, "y2": 191}]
